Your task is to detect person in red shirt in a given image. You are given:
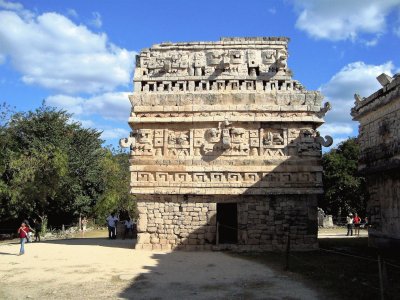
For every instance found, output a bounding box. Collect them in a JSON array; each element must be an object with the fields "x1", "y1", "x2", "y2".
[
  {"x1": 17, "y1": 221, "x2": 29, "y2": 255},
  {"x1": 353, "y1": 213, "x2": 361, "y2": 236}
]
